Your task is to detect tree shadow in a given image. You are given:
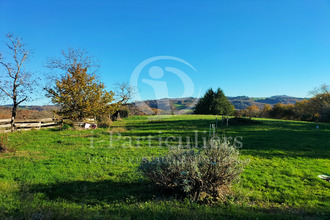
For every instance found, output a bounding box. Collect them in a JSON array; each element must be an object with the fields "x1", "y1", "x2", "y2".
[
  {"x1": 30, "y1": 179, "x2": 154, "y2": 205},
  {"x1": 123, "y1": 118, "x2": 330, "y2": 159},
  {"x1": 237, "y1": 128, "x2": 330, "y2": 159},
  {"x1": 20, "y1": 179, "x2": 329, "y2": 219}
]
